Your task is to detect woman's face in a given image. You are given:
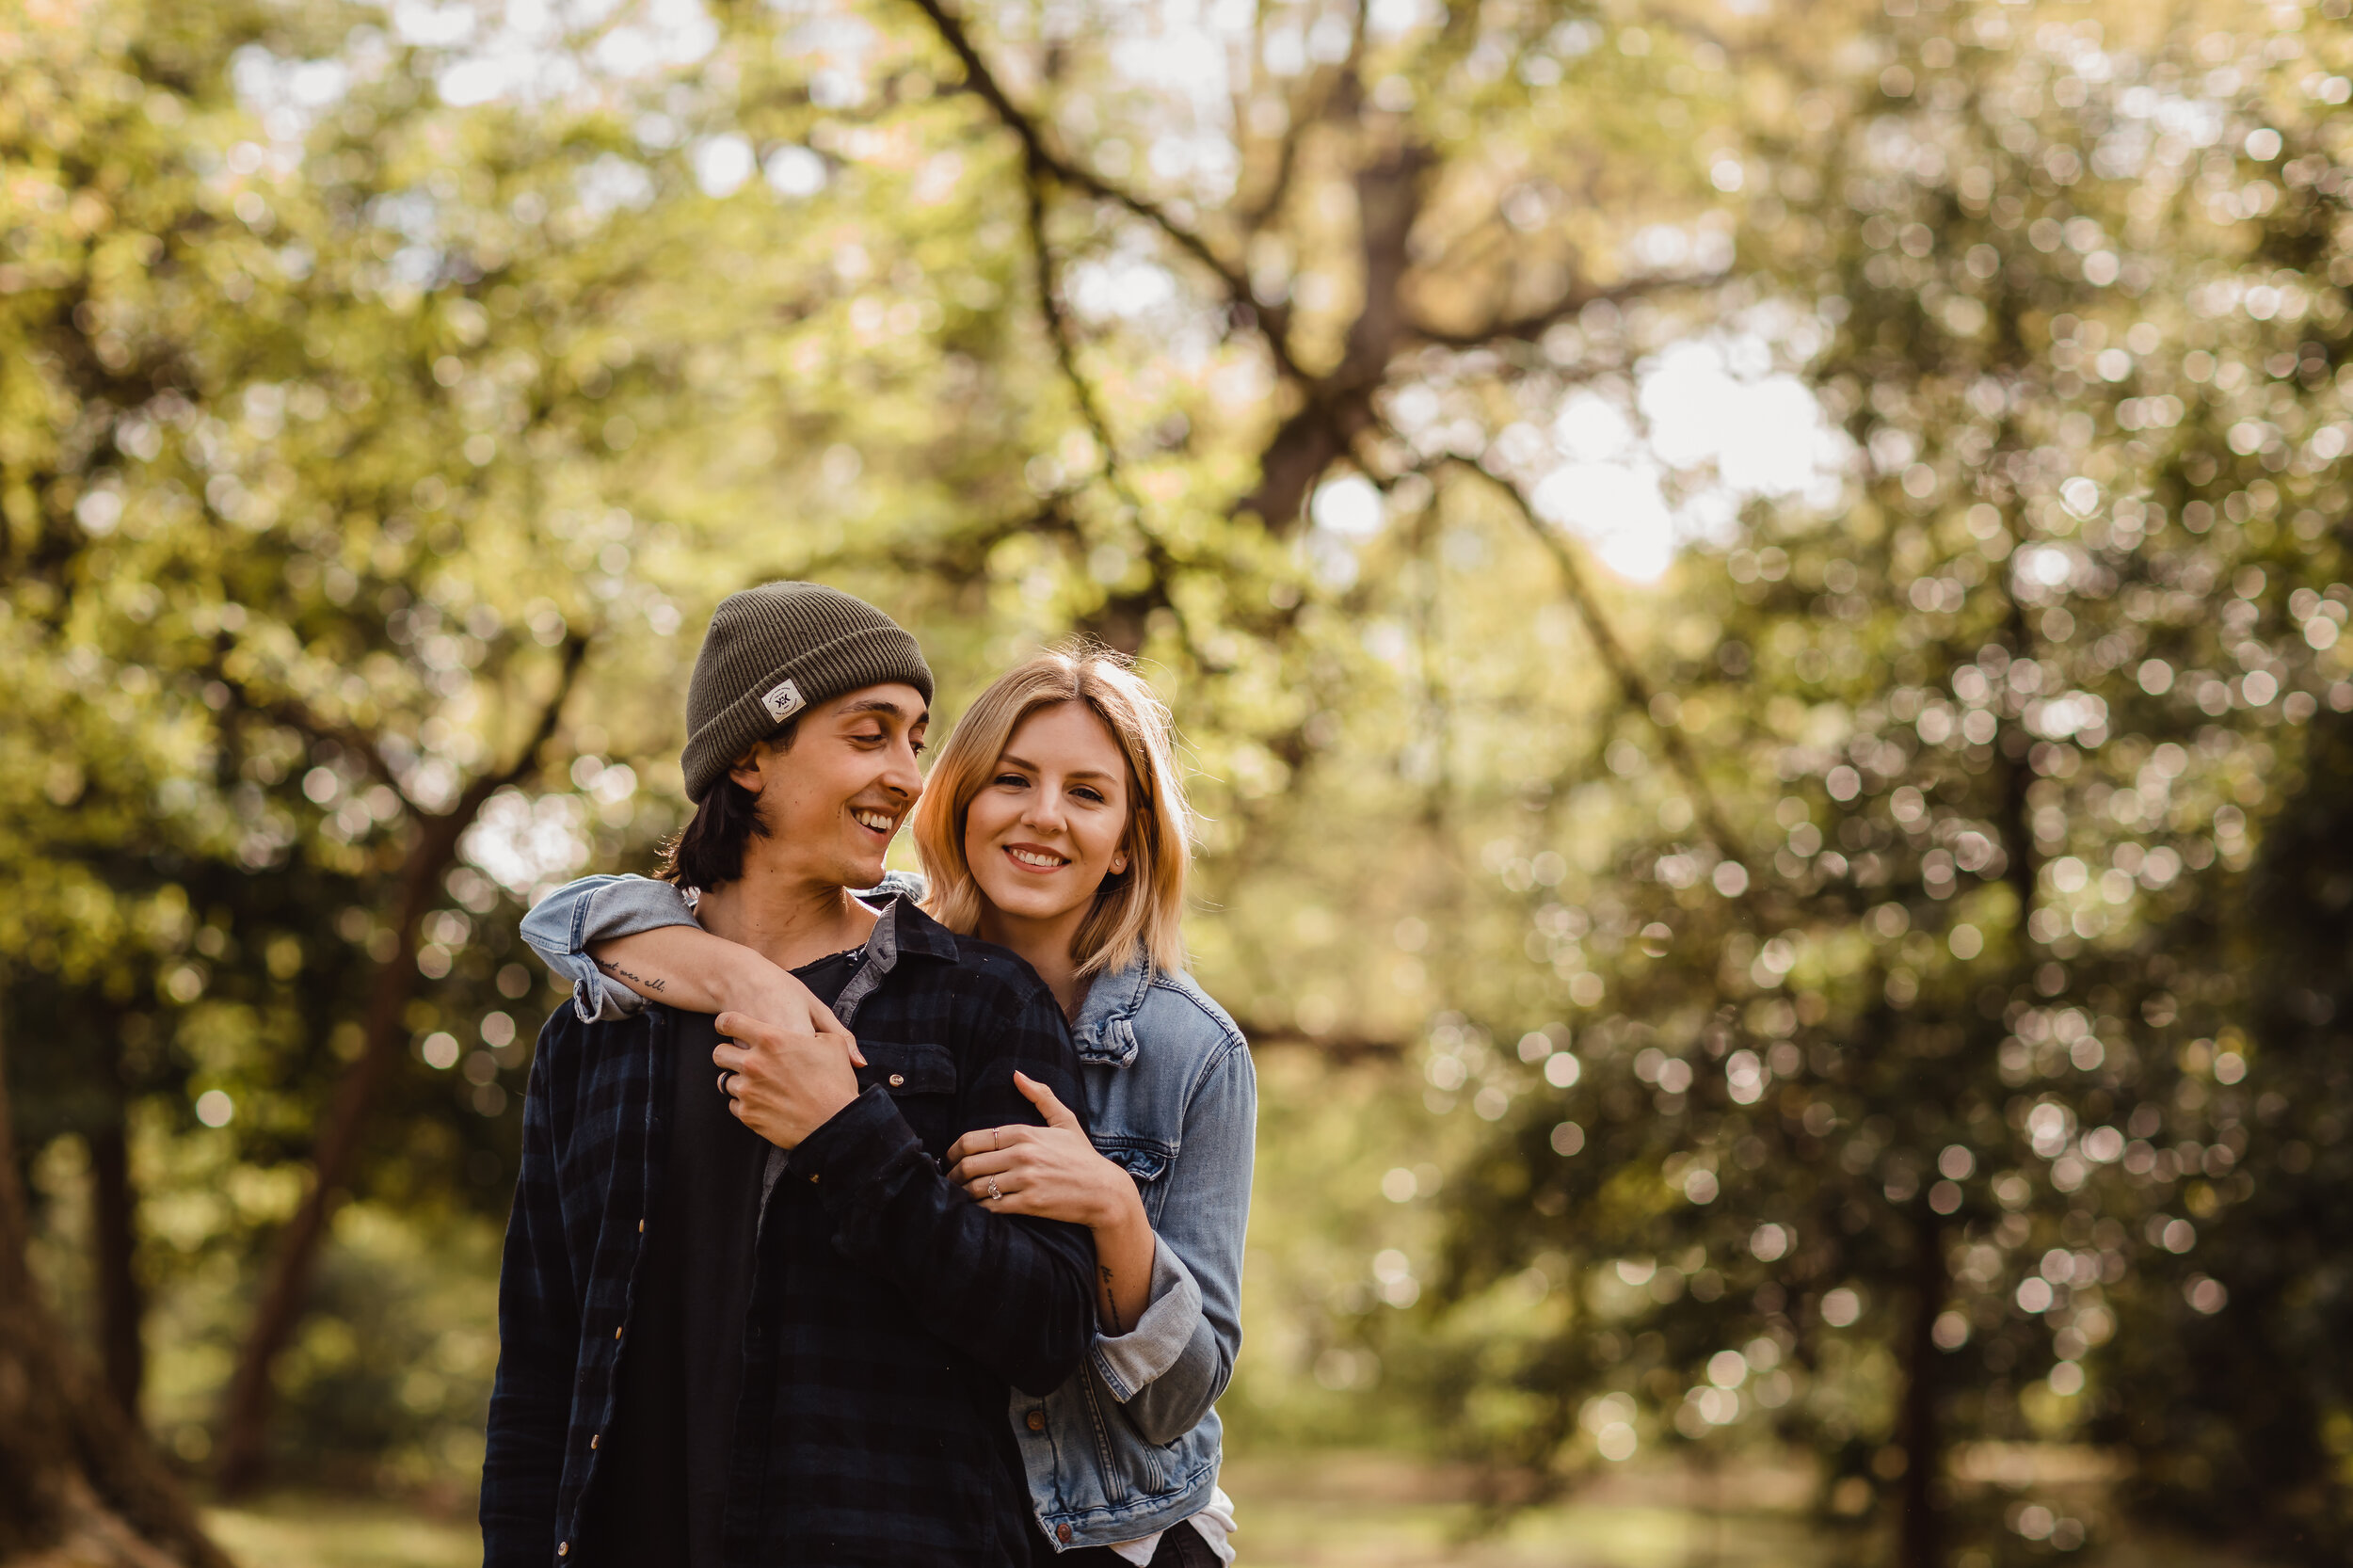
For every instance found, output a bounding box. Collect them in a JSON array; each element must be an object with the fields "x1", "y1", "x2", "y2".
[{"x1": 963, "y1": 701, "x2": 1132, "y2": 936}]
